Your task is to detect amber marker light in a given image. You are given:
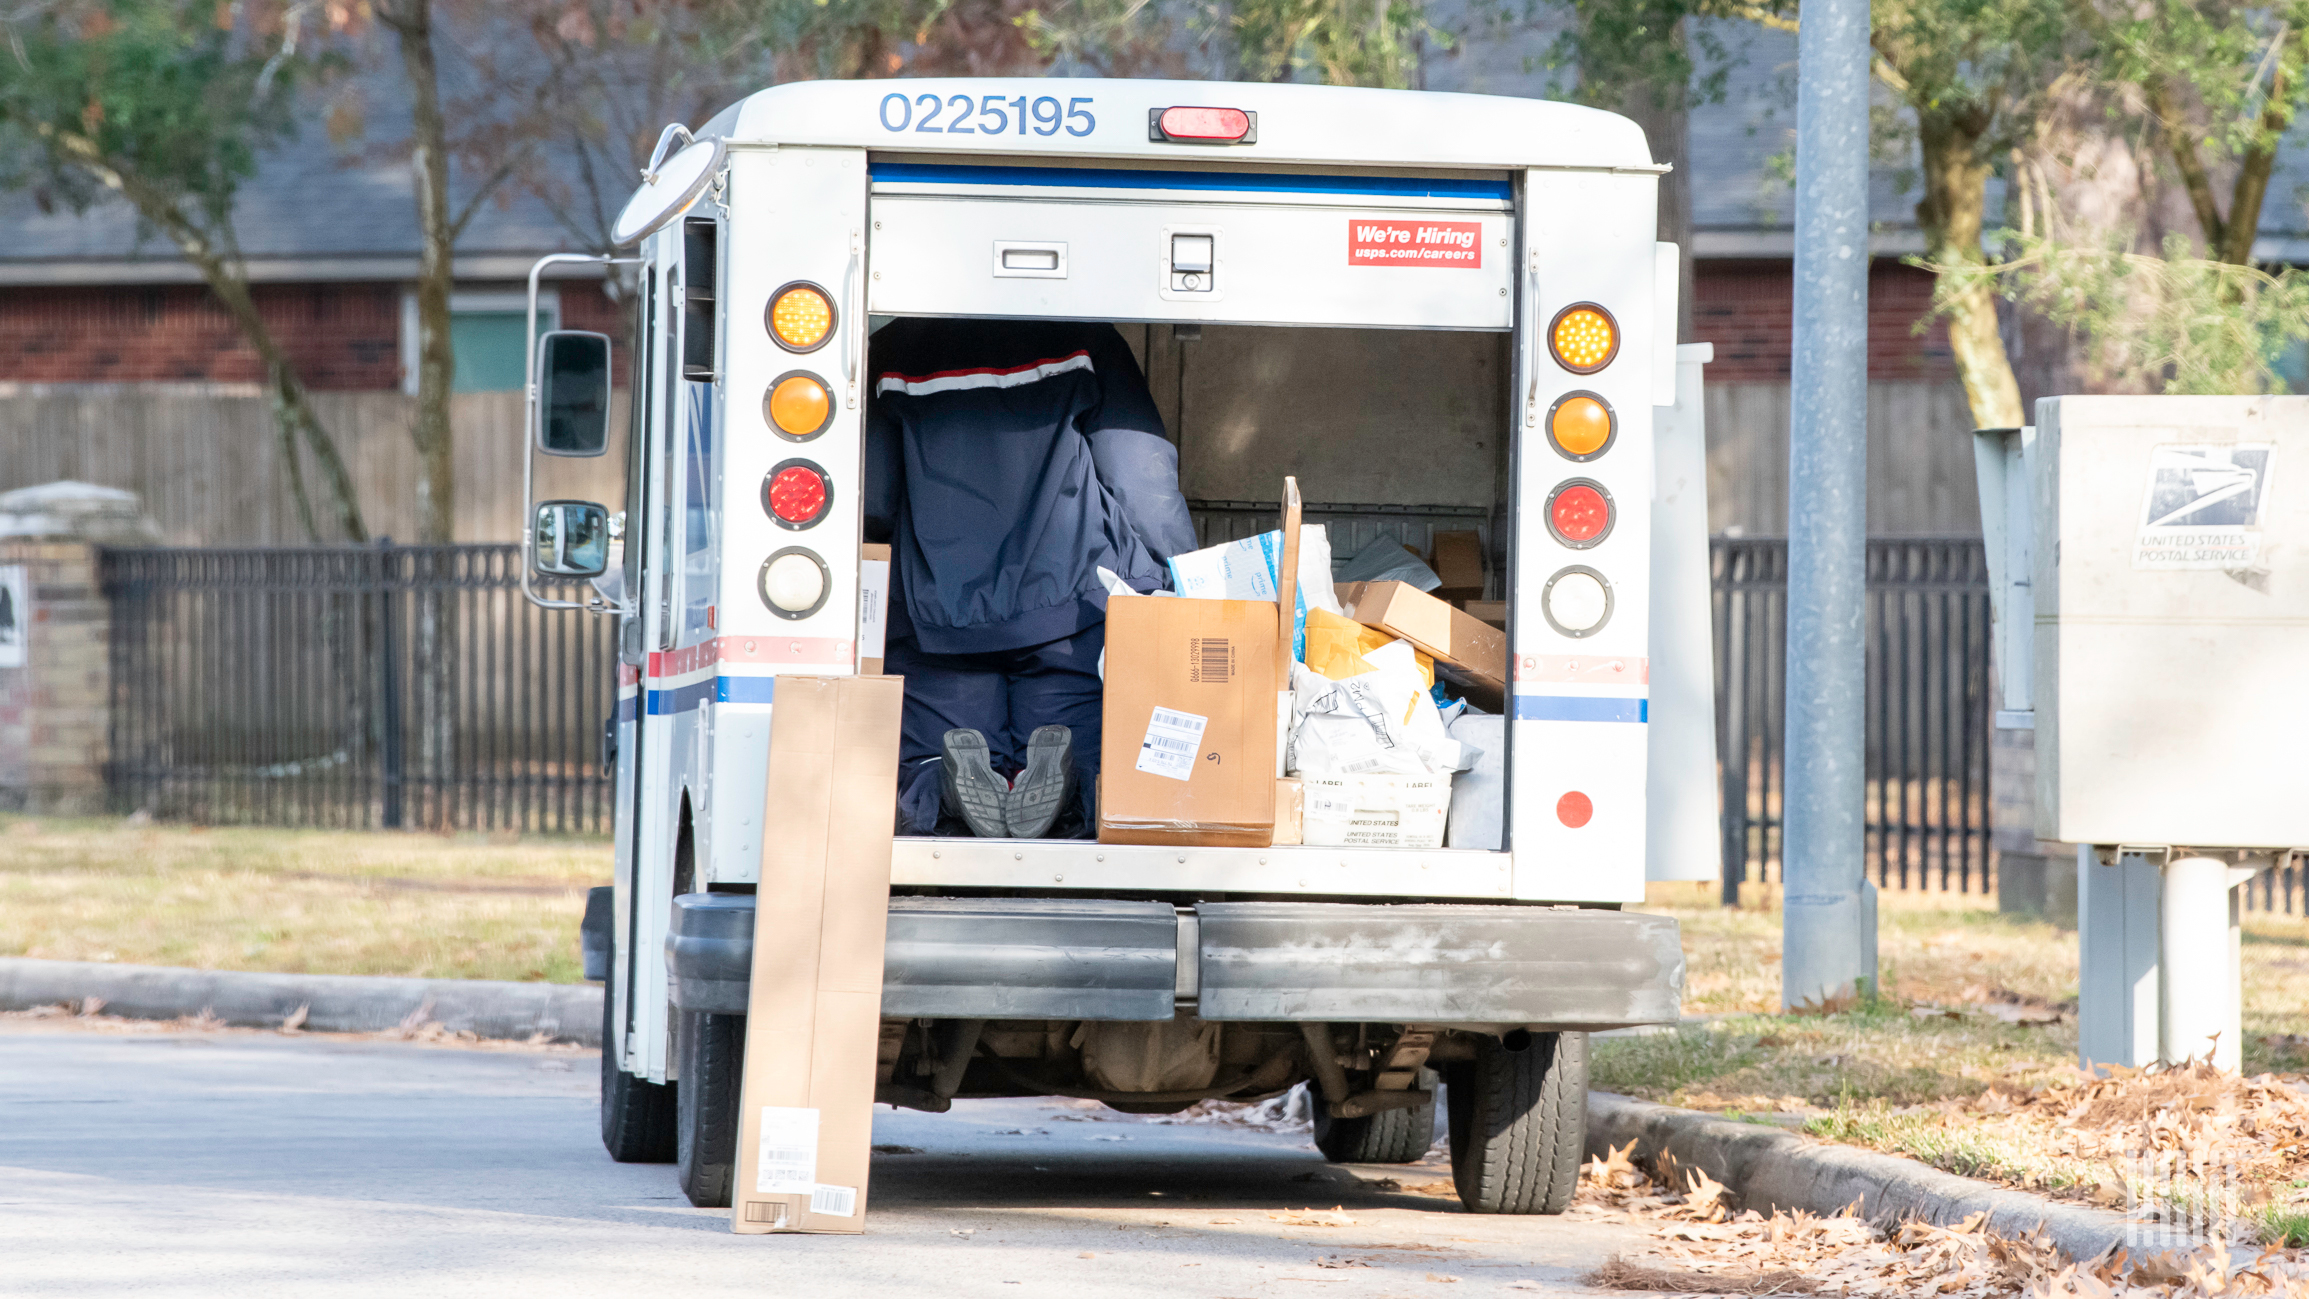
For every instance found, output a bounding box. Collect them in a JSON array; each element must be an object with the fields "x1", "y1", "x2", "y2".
[
  {"x1": 766, "y1": 372, "x2": 833, "y2": 439},
  {"x1": 1548, "y1": 303, "x2": 1618, "y2": 374},
  {"x1": 767, "y1": 282, "x2": 835, "y2": 353},
  {"x1": 1546, "y1": 391, "x2": 1616, "y2": 460}
]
